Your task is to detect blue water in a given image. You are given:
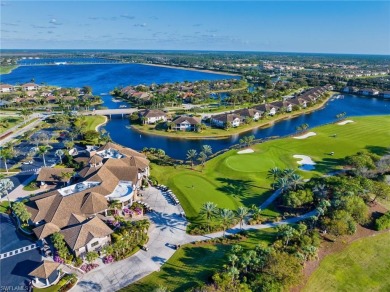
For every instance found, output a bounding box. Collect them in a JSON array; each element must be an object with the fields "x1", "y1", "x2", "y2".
[
  {"x1": 18, "y1": 57, "x2": 118, "y2": 65},
  {"x1": 1, "y1": 63, "x2": 237, "y2": 108},
  {"x1": 103, "y1": 95, "x2": 390, "y2": 159}
]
